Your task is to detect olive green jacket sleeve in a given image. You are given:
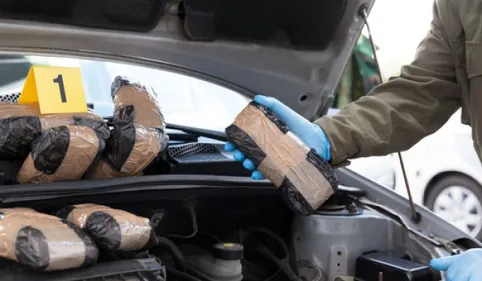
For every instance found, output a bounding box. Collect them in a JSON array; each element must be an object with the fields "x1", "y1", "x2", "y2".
[{"x1": 315, "y1": 0, "x2": 461, "y2": 167}]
